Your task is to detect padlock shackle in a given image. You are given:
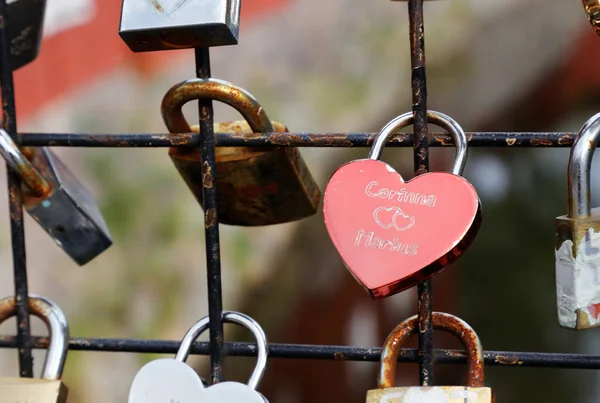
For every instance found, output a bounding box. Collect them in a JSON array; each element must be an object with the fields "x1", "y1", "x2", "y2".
[
  {"x1": 368, "y1": 111, "x2": 468, "y2": 176},
  {"x1": 0, "y1": 128, "x2": 52, "y2": 198},
  {"x1": 378, "y1": 312, "x2": 484, "y2": 389},
  {"x1": 568, "y1": 112, "x2": 600, "y2": 218},
  {"x1": 161, "y1": 78, "x2": 275, "y2": 134},
  {"x1": 0, "y1": 295, "x2": 69, "y2": 380},
  {"x1": 175, "y1": 311, "x2": 269, "y2": 390}
]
